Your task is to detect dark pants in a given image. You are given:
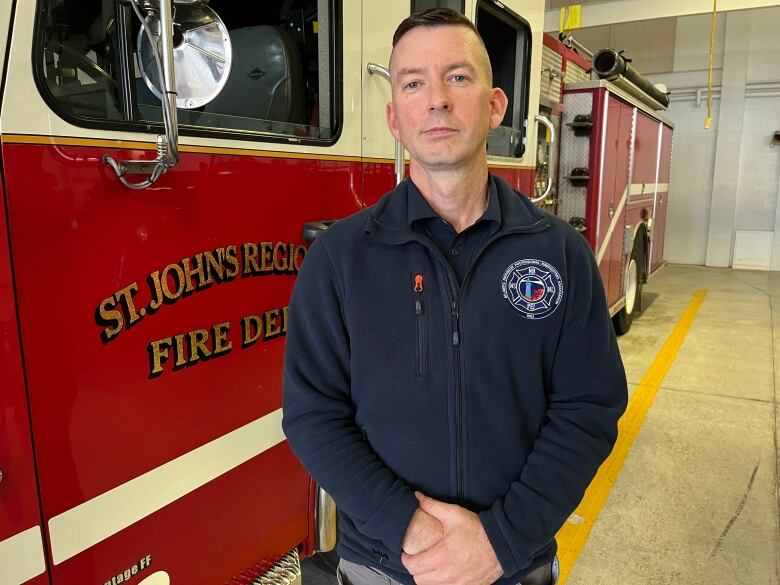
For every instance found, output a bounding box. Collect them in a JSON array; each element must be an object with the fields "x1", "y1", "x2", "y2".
[{"x1": 337, "y1": 558, "x2": 558, "y2": 585}]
